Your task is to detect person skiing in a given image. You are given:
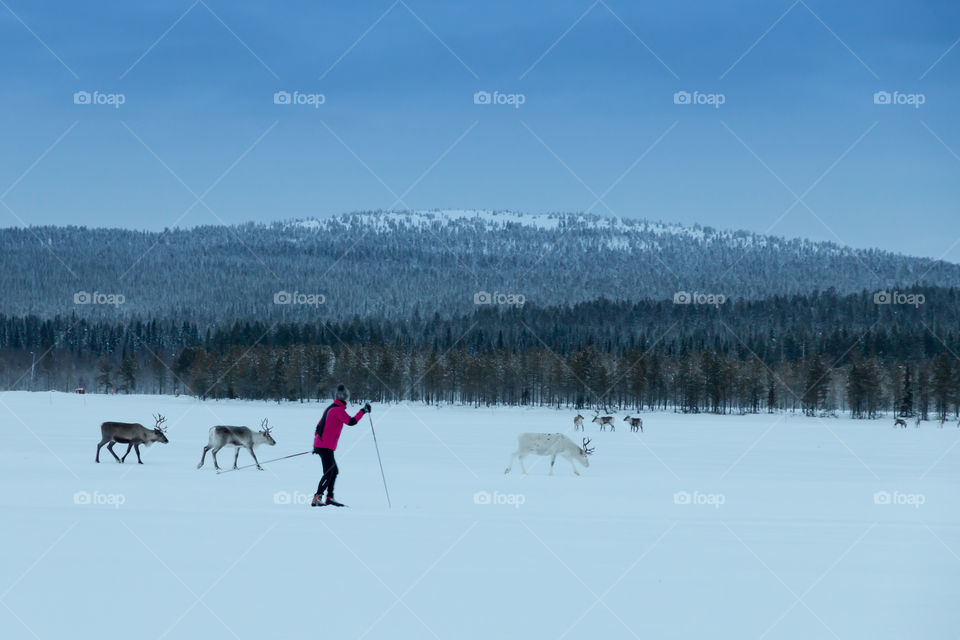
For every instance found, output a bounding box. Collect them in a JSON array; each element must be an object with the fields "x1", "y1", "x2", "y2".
[{"x1": 311, "y1": 384, "x2": 370, "y2": 507}]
